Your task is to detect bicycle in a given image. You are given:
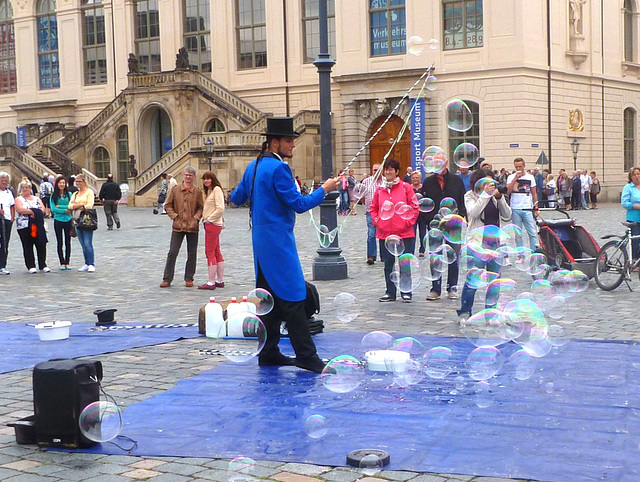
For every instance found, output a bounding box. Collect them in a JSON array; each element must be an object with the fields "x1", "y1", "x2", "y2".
[{"x1": 594, "y1": 221, "x2": 640, "y2": 291}]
